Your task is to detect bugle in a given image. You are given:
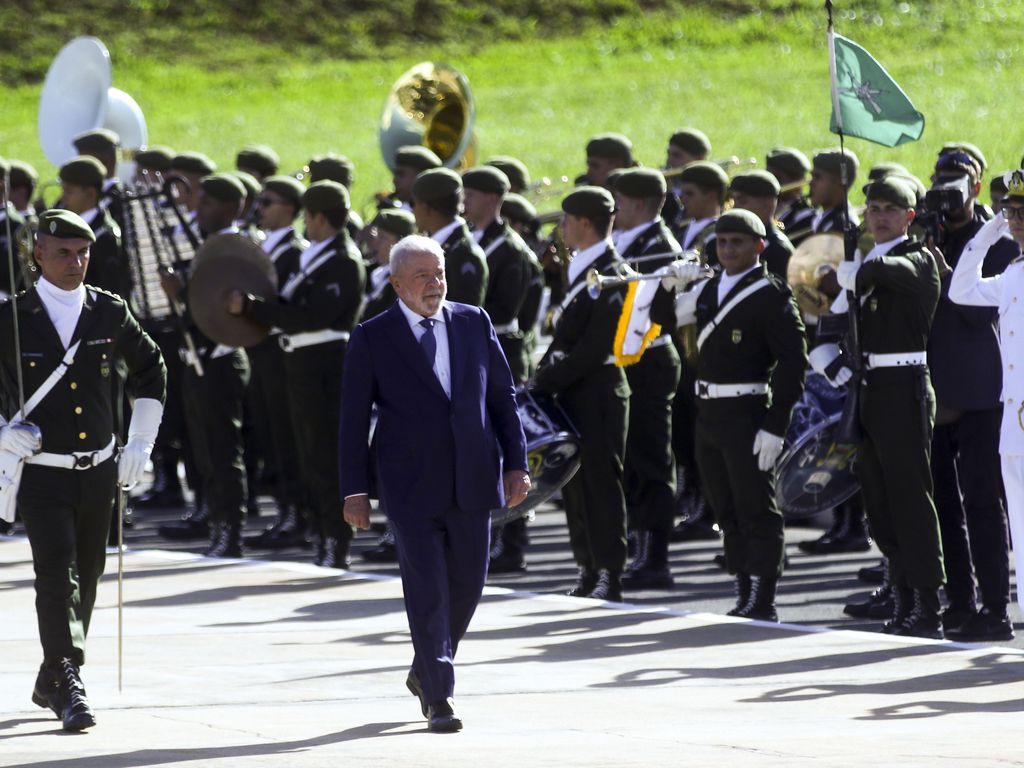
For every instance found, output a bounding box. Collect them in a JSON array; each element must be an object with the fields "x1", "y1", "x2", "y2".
[{"x1": 585, "y1": 264, "x2": 714, "y2": 299}]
